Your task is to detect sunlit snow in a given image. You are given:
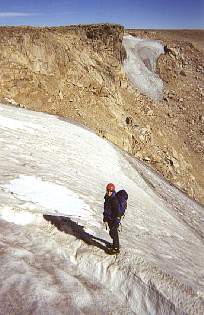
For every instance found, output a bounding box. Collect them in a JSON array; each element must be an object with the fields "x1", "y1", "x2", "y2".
[
  {"x1": 0, "y1": 104, "x2": 203, "y2": 315},
  {"x1": 2, "y1": 175, "x2": 95, "y2": 224}
]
